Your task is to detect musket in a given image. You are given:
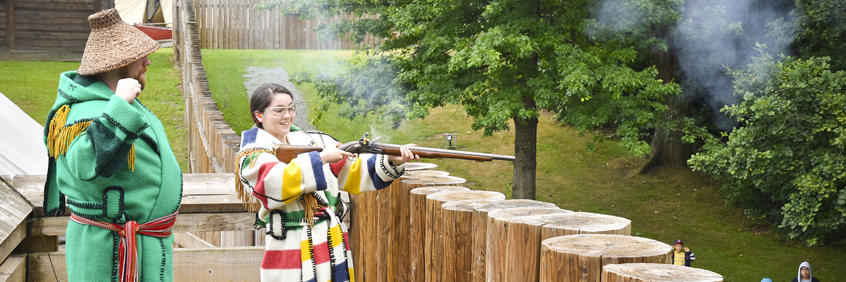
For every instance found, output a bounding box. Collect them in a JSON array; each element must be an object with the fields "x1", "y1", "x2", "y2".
[{"x1": 273, "y1": 133, "x2": 515, "y2": 163}]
